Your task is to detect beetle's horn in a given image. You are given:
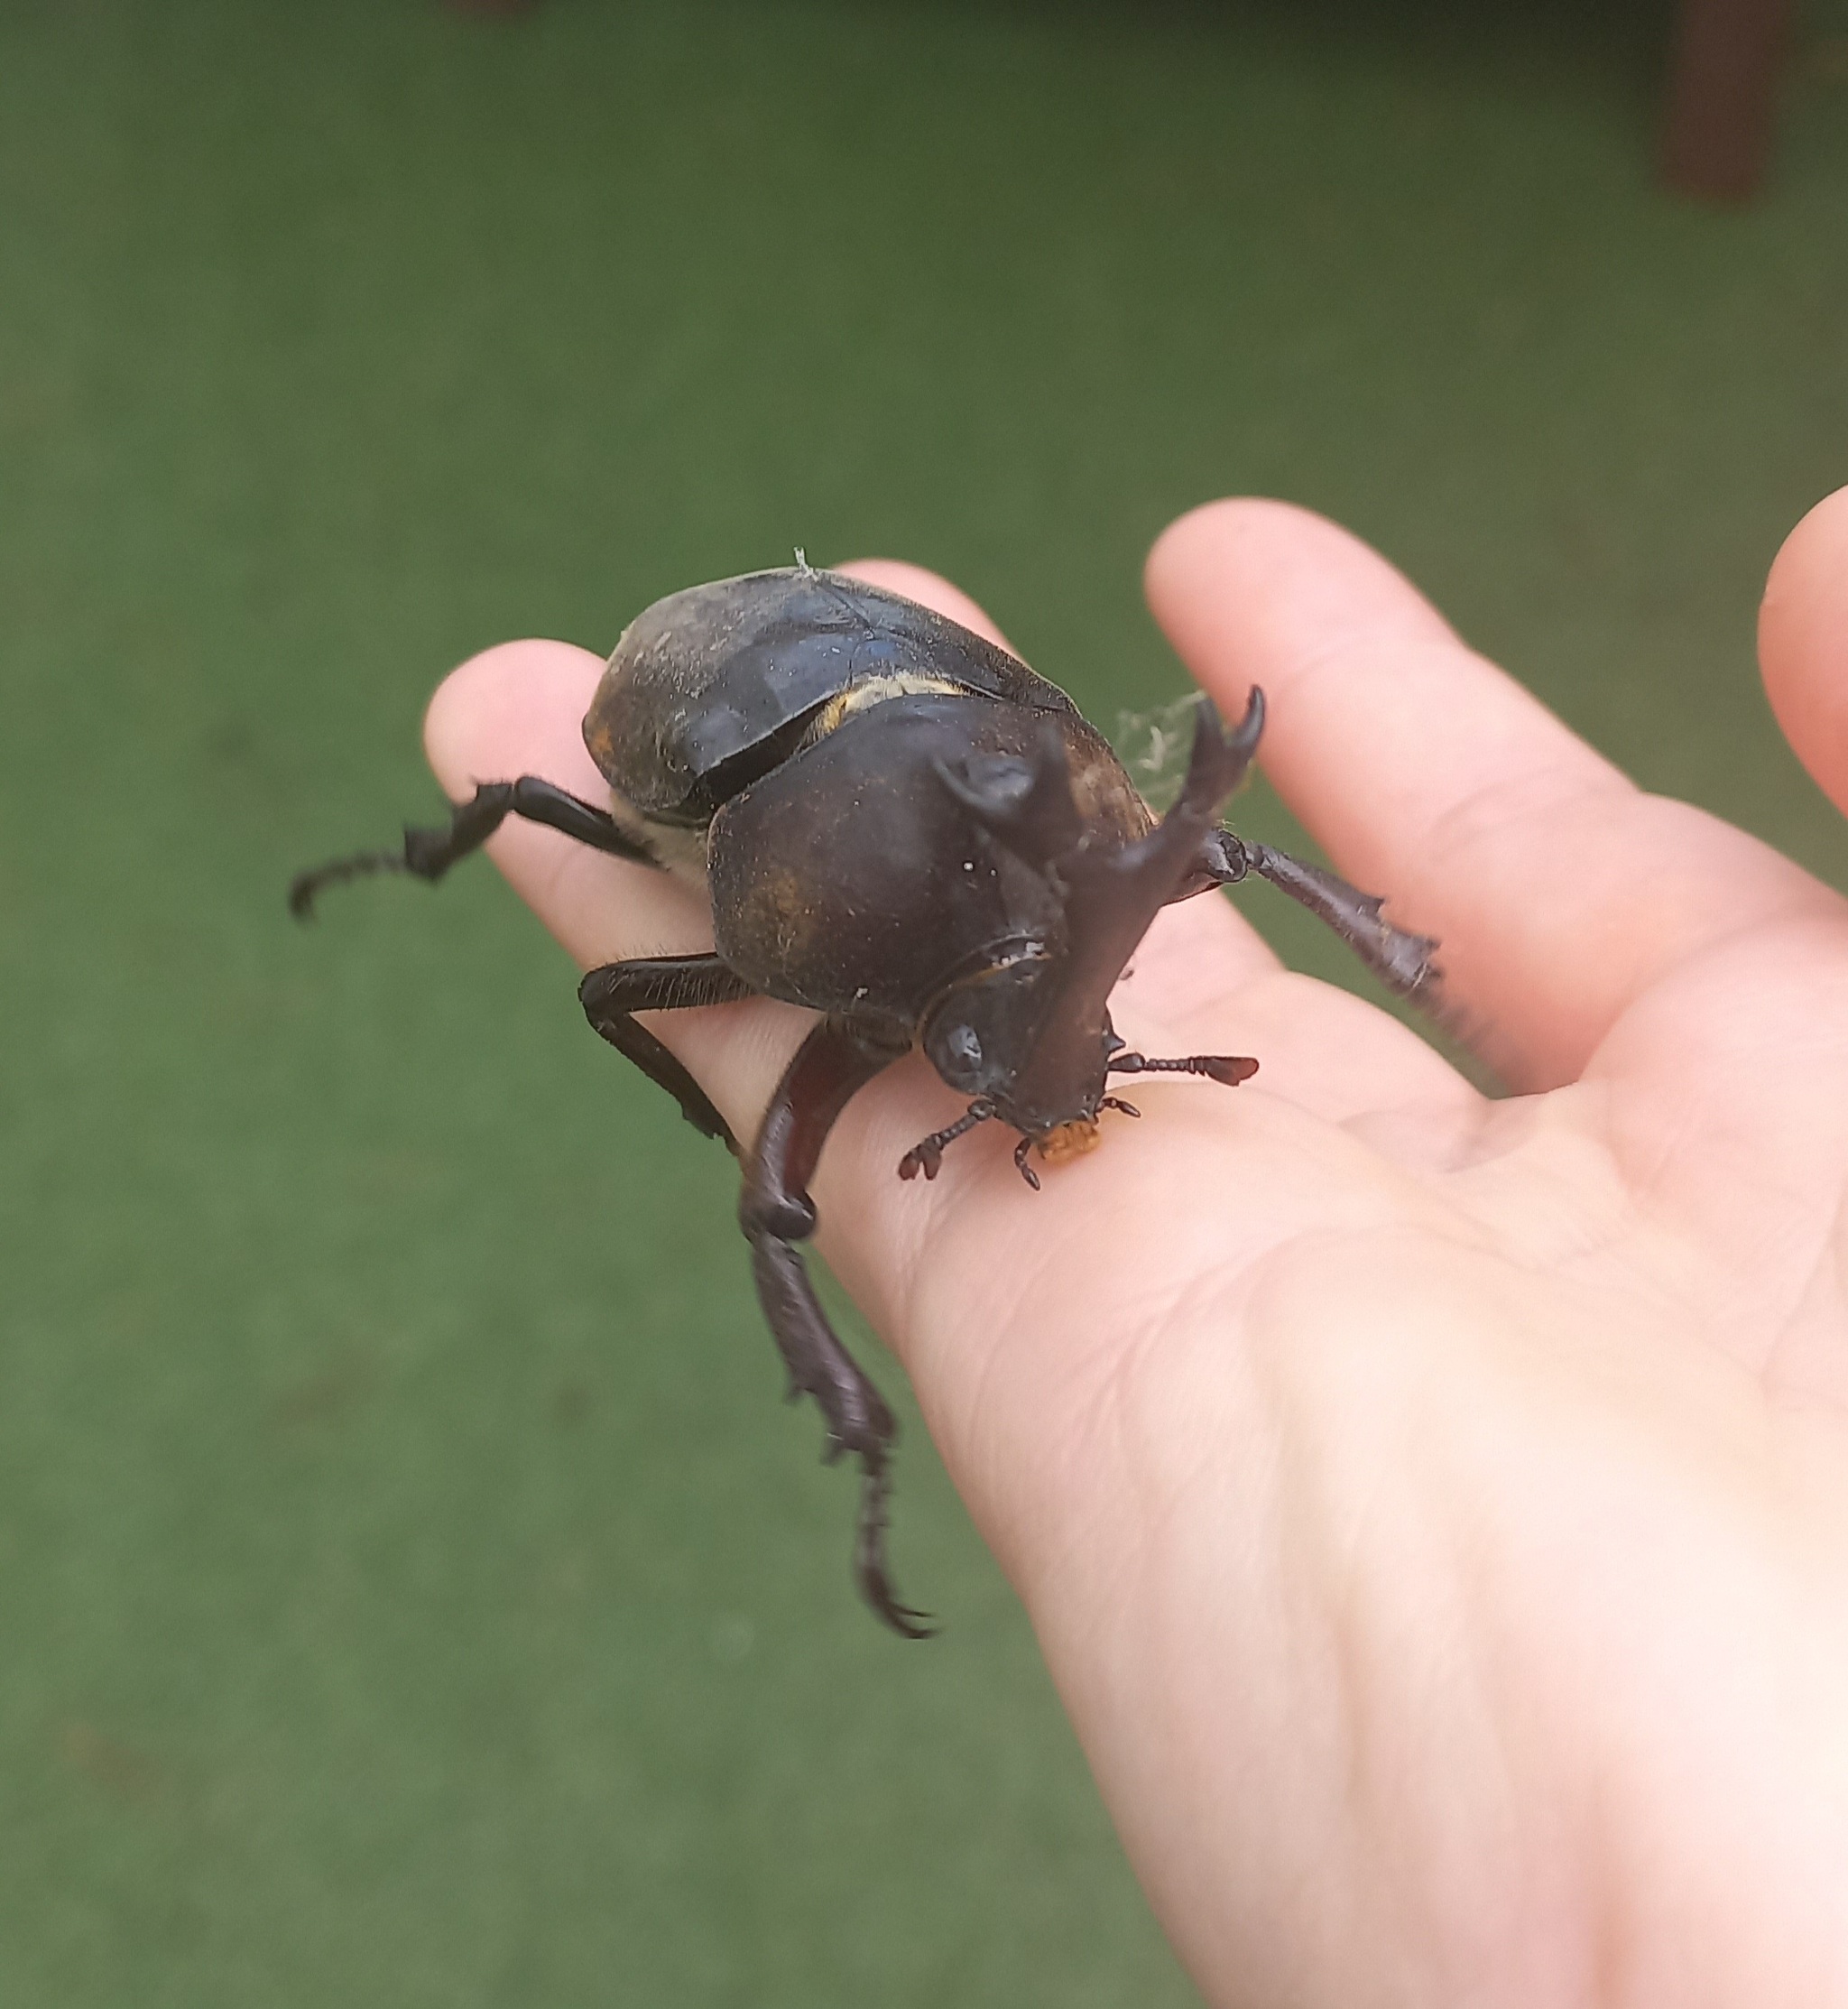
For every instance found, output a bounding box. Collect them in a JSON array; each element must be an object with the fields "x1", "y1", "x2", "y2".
[
  {"x1": 1051, "y1": 690, "x2": 1264, "y2": 1014},
  {"x1": 925, "y1": 691, "x2": 1263, "y2": 1130},
  {"x1": 933, "y1": 691, "x2": 1263, "y2": 1025},
  {"x1": 931, "y1": 724, "x2": 1086, "y2": 869}
]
